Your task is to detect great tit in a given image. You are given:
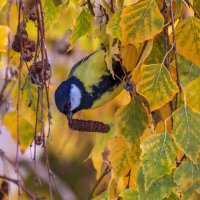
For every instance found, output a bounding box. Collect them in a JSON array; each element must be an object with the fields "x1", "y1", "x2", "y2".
[{"x1": 55, "y1": 50, "x2": 125, "y2": 120}]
